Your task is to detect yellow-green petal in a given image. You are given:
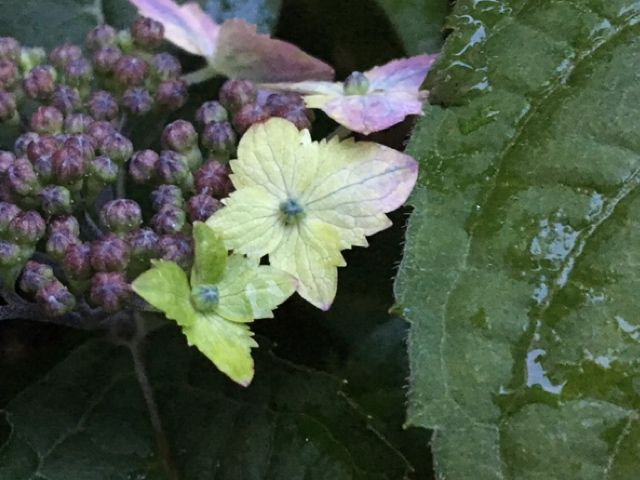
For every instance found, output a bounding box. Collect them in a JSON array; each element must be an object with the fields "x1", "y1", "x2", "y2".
[
  {"x1": 191, "y1": 222, "x2": 227, "y2": 286},
  {"x1": 183, "y1": 312, "x2": 258, "y2": 386},
  {"x1": 132, "y1": 260, "x2": 197, "y2": 327},
  {"x1": 217, "y1": 255, "x2": 296, "y2": 322}
]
